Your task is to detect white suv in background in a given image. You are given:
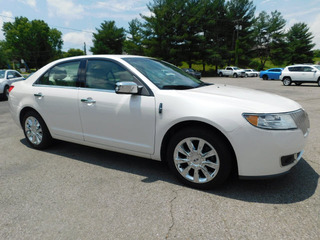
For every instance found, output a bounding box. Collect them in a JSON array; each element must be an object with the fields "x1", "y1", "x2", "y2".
[{"x1": 280, "y1": 64, "x2": 320, "y2": 86}]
